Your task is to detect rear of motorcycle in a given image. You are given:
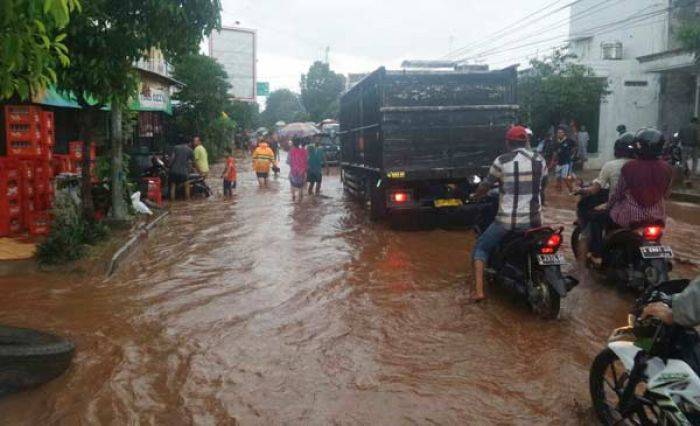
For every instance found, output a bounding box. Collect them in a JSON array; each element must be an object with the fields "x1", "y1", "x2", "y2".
[
  {"x1": 527, "y1": 228, "x2": 578, "y2": 319},
  {"x1": 604, "y1": 224, "x2": 672, "y2": 291},
  {"x1": 492, "y1": 227, "x2": 578, "y2": 319}
]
